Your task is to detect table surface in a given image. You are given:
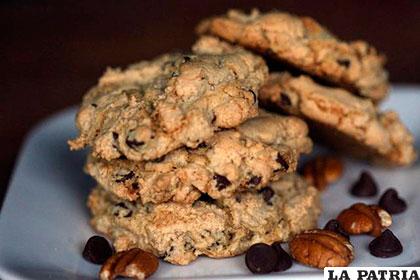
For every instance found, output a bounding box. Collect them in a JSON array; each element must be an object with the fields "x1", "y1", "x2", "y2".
[{"x1": 1, "y1": 0, "x2": 420, "y2": 209}]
